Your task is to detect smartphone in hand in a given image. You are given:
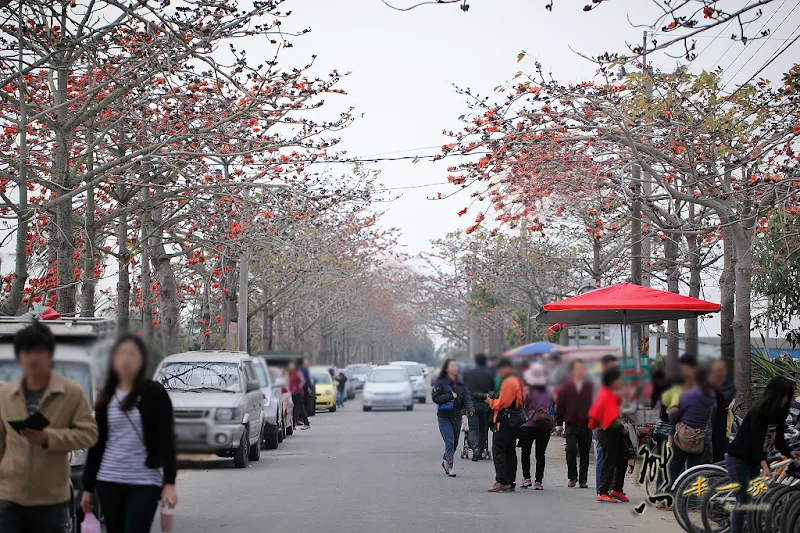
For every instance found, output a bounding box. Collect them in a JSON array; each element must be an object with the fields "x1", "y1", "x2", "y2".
[{"x1": 25, "y1": 411, "x2": 50, "y2": 431}]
